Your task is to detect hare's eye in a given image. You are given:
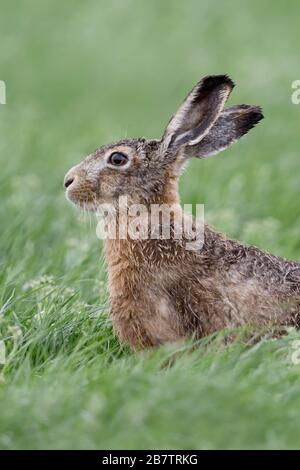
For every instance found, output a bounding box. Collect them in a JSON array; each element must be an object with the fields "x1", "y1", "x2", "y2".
[{"x1": 108, "y1": 152, "x2": 128, "y2": 167}]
